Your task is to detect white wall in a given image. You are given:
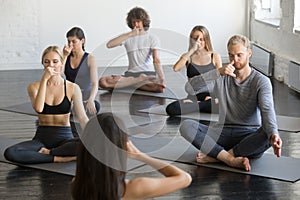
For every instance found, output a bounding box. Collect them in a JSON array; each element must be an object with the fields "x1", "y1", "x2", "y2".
[
  {"x1": 0, "y1": 0, "x2": 247, "y2": 70},
  {"x1": 250, "y1": 0, "x2": 300, "y2": 84}
]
